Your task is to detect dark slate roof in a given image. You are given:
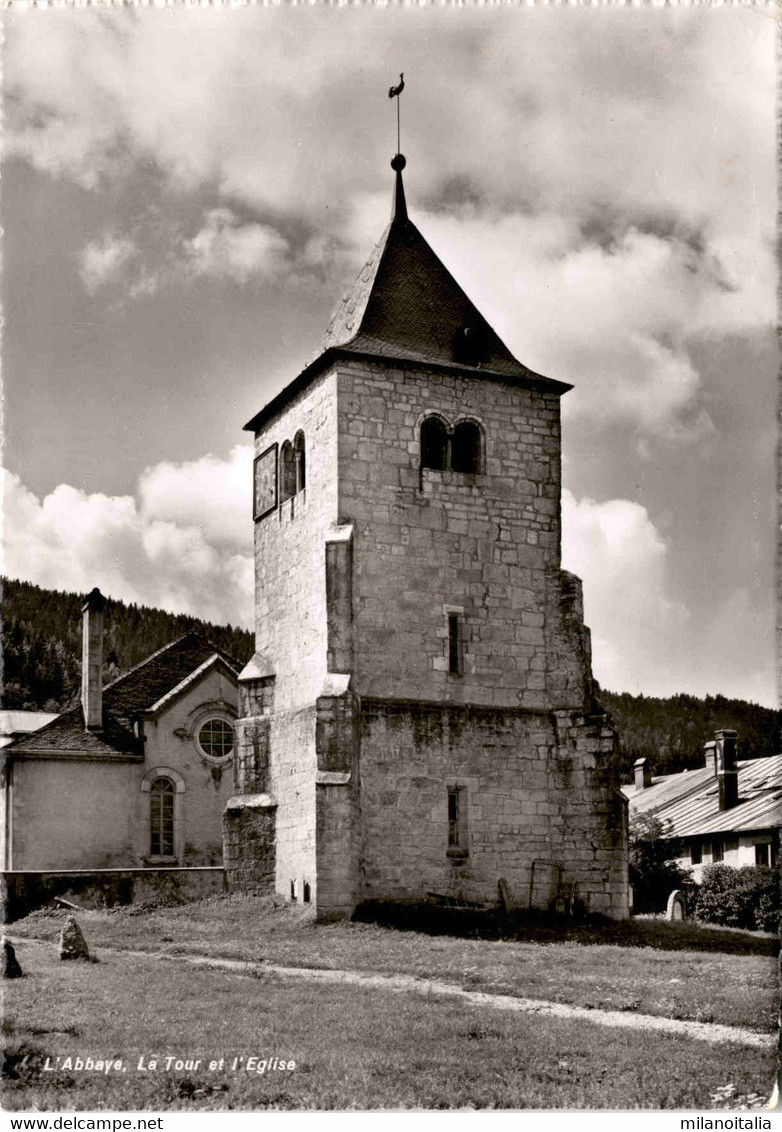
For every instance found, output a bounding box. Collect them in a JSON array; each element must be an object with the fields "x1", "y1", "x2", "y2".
[
  {"x1": 245, "y1": 164, "x2": 569, "y2": 433},
  {"x1": 5, "y1": 634, "x2": 241, "y2": 760},
  {"x1": 622, "y1": 754, "x2": 782, "y2": 837}
]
